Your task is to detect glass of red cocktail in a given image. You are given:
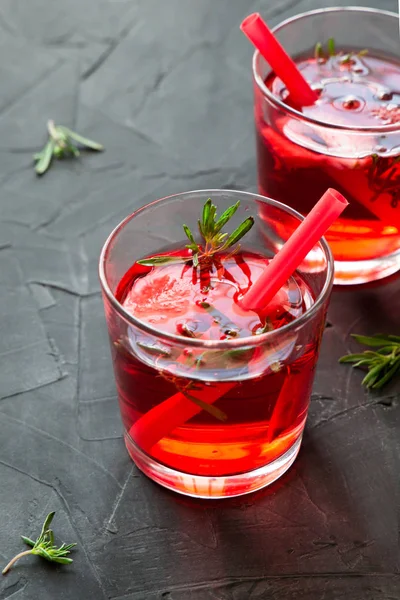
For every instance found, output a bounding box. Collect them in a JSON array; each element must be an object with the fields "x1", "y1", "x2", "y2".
[
  {"x1": 253, "y1": 7, "x2": 400, "y2": 284},
  {"x1": 99, "y1": 190, "x2": 334, "y2": 498}
]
